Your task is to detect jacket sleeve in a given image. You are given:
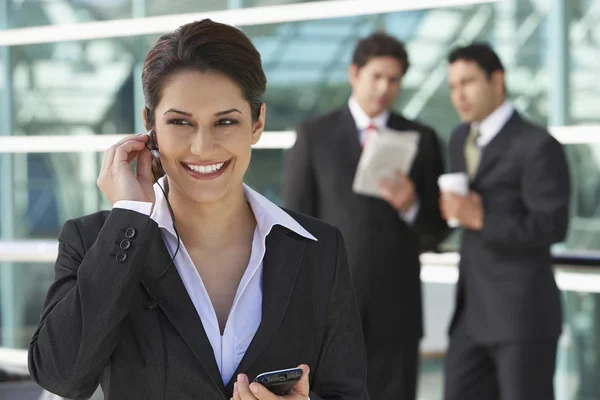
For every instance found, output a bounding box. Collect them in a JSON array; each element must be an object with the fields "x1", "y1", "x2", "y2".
[
  {"x1": 28, "y1": 209, "x2": 159, "y2": 399},
  {"x1": 283, "y1": 122, "x2": 319, "y2": 218},
  {"x1": 309, "y1": 229, "x2": 369, "y2": 400},
  {"x1": 481, "y1": 136, "x2": 571, "y2": 249}
]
